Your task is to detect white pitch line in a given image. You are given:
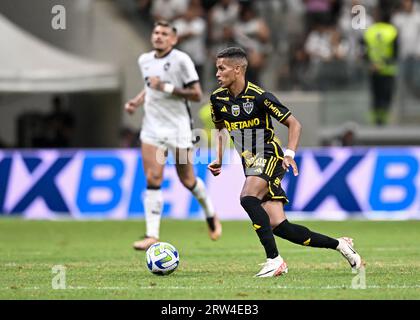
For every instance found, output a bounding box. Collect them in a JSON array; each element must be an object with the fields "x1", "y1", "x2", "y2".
[
  {"x1": 3, "y1": 261, "x2": 420, "y2": 268},
  {"x1": 1, "y1": 284, "x2": 419, "y2": 291},
  {"x1": 134, "y1": 284, "x2": 420, "y2": 290}
]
